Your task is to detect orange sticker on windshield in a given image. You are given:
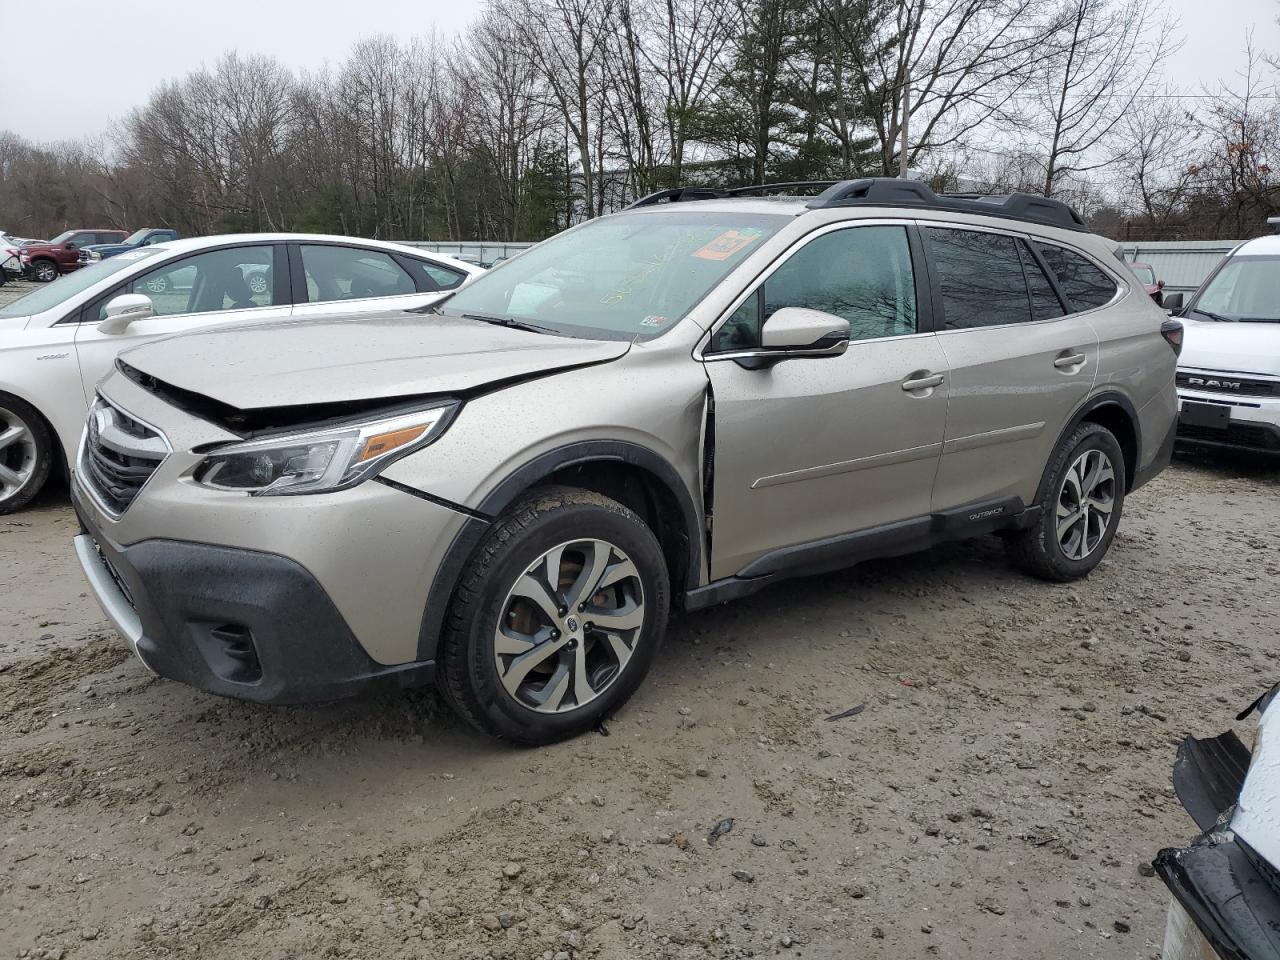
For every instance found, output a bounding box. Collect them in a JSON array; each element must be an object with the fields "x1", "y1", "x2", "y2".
[{"x1": 693, "y1": 230, "x2": 761, "y2": 261}]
